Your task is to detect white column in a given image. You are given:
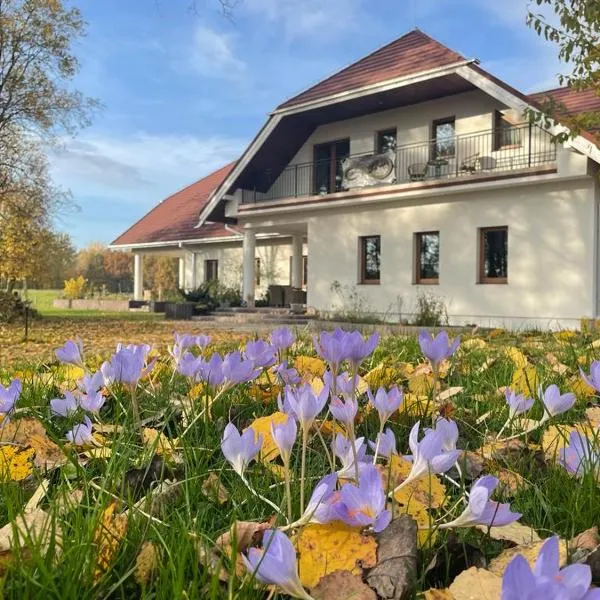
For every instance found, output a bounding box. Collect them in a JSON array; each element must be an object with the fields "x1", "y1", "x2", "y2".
[
  {"x1": 178, "y1": 257, "x2": 185, "y2": 290},
  {"x1": 242, "y1": 229, "x2": 256, "y2": 307},
  {"x1": 133, "y1": 253, "x2": 144, "y2": 300},
  {"x1": 190, "y1": 253, "x2": 197, "y2": 290},
  {"x1": 291, "y1": 233, "x2": 303, "y2": 289}
]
